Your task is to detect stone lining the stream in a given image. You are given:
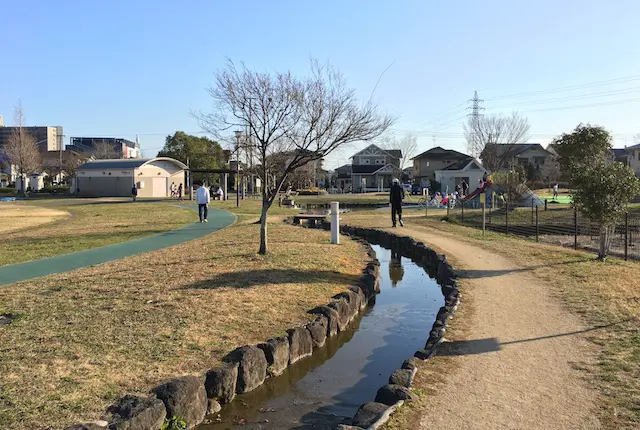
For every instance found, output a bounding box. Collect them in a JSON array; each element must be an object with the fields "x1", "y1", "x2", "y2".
[
  {"x1": 63, "y1": 236, "x2": 381, "y2": 430},
  {"x1": 64, "y1": 224, "x2": 460, "y2": 430}
]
